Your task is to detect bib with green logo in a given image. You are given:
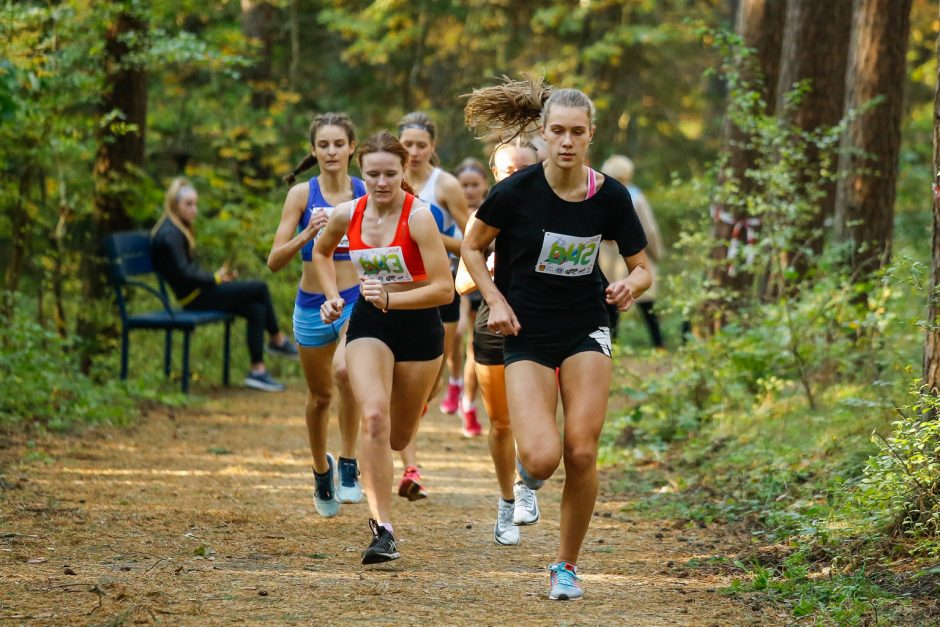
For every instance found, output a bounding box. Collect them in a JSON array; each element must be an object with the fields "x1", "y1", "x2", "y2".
[
  {"x1": 350, "y1": 246, "x2": 414, "y2": 284},
  {"x1": 535, "y1": 232, "x2": 601, "y2": 277}
]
